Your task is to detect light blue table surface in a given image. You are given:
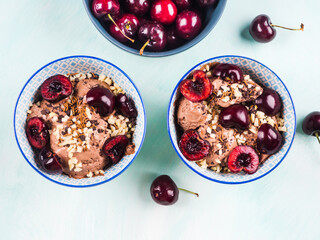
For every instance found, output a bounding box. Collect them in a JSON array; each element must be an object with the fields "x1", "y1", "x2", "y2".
[{"x1": 1, "y1": 0, "x2": 319, "y2": 239}]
